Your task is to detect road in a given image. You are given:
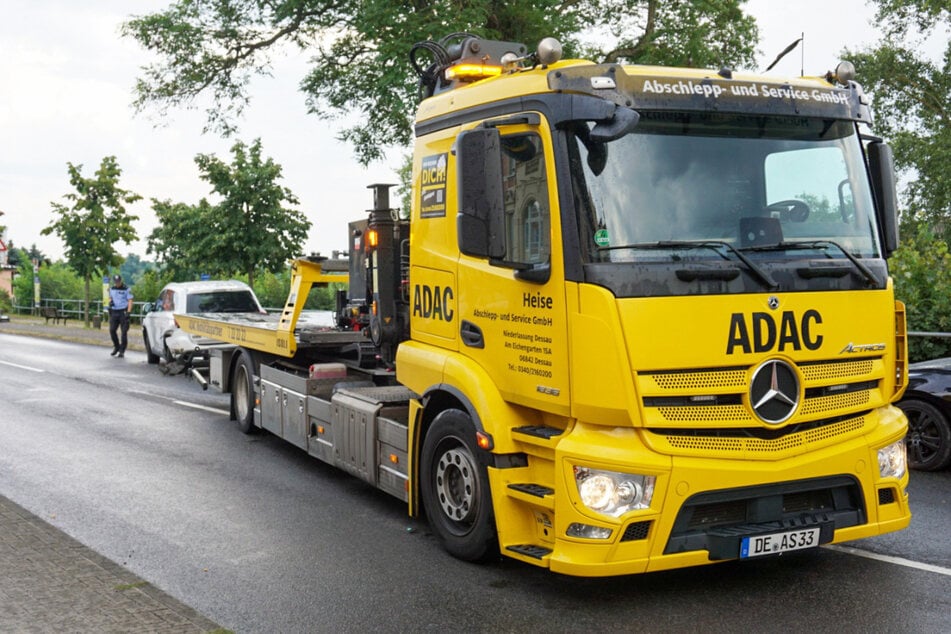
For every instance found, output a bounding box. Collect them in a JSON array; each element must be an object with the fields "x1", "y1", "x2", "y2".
[{"x1": 1, "y1": 332, "x2": 949, "y2": 633}]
